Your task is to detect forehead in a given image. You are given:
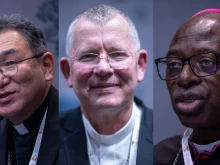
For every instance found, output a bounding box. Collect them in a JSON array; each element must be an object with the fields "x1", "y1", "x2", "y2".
[
  {"x1": 71, "y1": 15, "x2": 134, "y2": 53},
  {"x1": 0, "y1": 30, "x2": 31, "y2": 60},
  {"x1": 168, "y1": 17, "x2": 220, "y2": 57}
]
